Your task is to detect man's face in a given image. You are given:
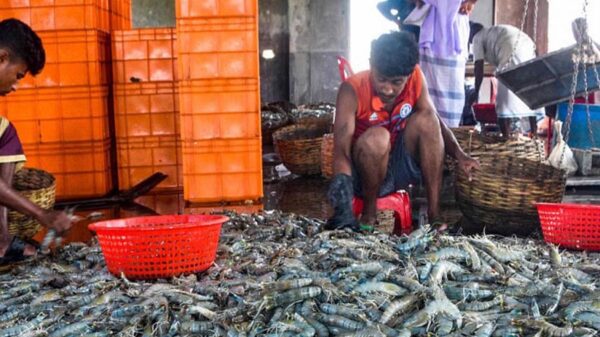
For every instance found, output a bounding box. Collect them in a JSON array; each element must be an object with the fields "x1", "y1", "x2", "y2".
[
  {"x1": 371, "y1": 67, "x2": 409, "y2": 104},
  {"x1": 0, "y1": 50, "x2": 27, "y2": 96}
]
